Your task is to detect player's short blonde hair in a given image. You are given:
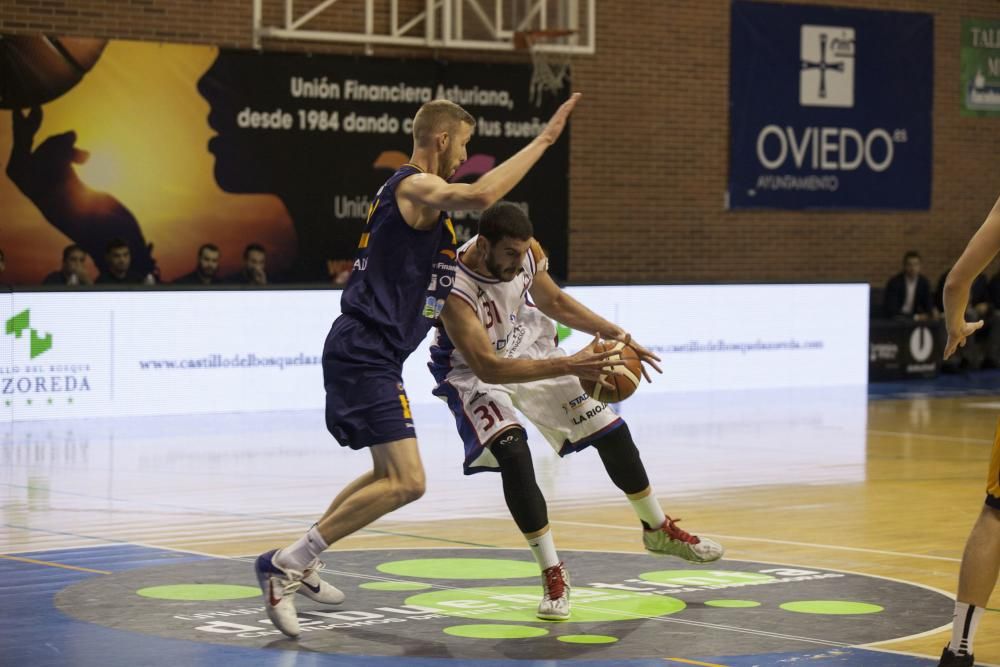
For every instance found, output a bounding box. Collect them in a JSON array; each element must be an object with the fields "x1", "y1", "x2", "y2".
[{"x1": 412, "y1": 99, "x2": 475, "y2": 147}]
